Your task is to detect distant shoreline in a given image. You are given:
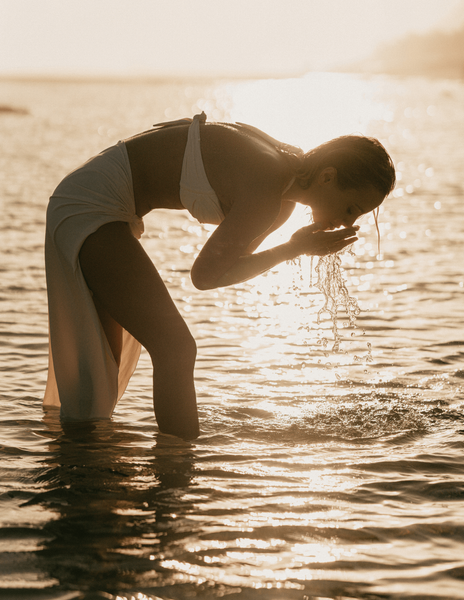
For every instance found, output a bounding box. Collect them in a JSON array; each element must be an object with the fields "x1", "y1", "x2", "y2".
[
  {"x1": 1, "y1": 67, "x2": 463, "y2": 85},
  {"x1": 0, "y1": 72, "x2": 305, "y2": 84}
]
